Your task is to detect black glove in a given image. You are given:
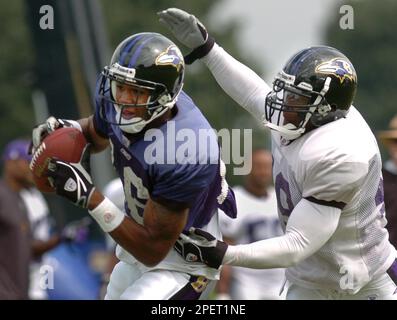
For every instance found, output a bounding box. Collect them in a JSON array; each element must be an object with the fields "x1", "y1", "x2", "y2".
[
  {"x1": 174, "y1": 228, "x2": 228, "y2": 269},
  {"x1": 158, "y1": 8, "x2": 215, "y2": 64},
  {"x1": 47, "y1": 145, "x2": 95, "y2": 209}
]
